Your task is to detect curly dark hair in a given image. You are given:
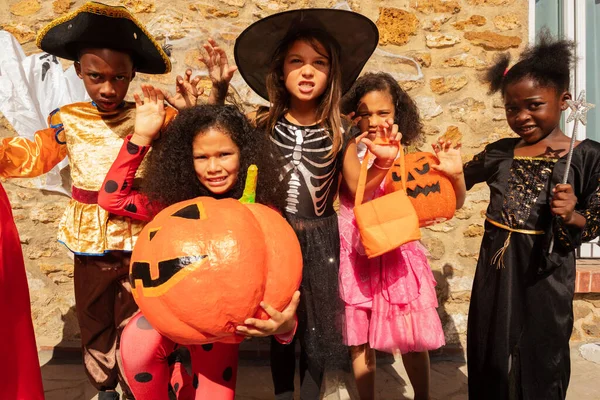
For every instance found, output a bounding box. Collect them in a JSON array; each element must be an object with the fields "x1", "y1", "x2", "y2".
[
  {"x1": 341, "y1": 72, "x2": 423, "y2": 146},
  {"x1": 484, "y1": 29, "x2": 576, "y2": 96},
  {"x1": 141, "y1": 105, "x2": 282, "y2": 208}
]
